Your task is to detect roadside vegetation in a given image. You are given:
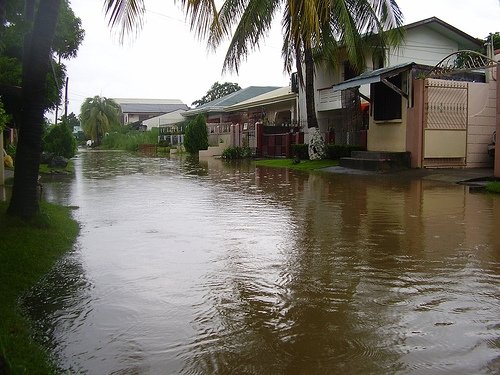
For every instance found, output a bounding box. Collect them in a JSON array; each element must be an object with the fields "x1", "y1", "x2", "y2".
[
  {"x1": 184, "y1": 114, "x2": 208, "y2": 154},
  {"x1": 255, "y1": 158, "x2": 339, "y2": 171},
  {"x1": 101, "y1": 127, "x2": 159, "y2": 151},
  {"x1": 485, "y1": 181, "x2": 500, "y2": 194},
  {"x1": 38, "y1": 160, "x2": 75, "y2": 175},
  {"x1": 0, "y1": 201, "x2": 79, "y2": 374}
]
